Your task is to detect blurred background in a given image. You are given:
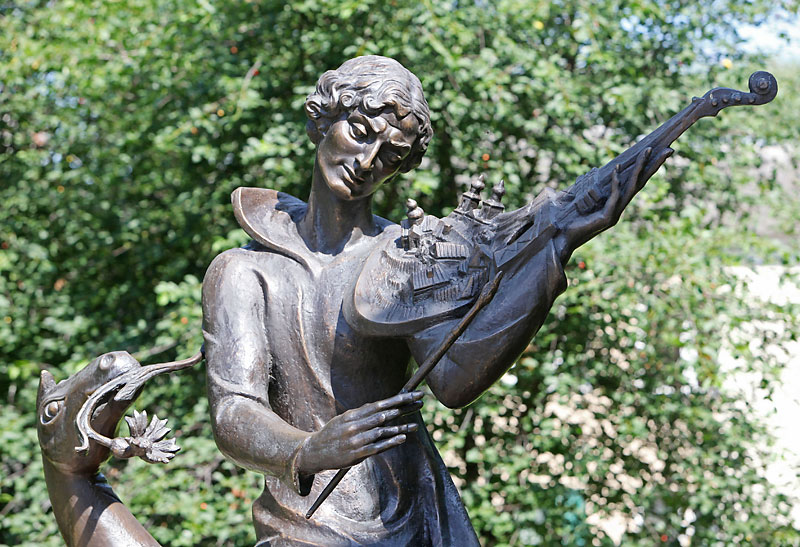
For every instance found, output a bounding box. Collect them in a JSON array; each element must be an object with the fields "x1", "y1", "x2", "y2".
[{"x1": 1, "y1": 1, "x2": 799, "y2": 545}]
